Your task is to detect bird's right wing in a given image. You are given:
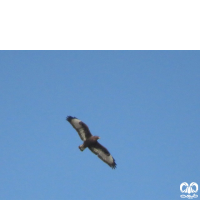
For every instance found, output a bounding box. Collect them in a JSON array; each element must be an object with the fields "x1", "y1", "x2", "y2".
[{"x1": 66, "y1": 116, "x2": 92, "y2": 141}]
